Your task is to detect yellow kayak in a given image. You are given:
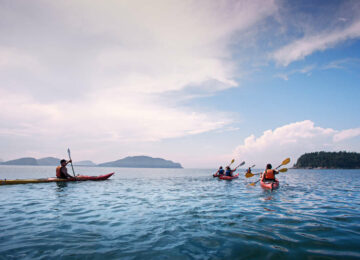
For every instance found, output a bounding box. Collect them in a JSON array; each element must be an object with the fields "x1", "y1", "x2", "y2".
[{"x1": 0, "y1": 172, "x2": 114, "y2": 185}]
